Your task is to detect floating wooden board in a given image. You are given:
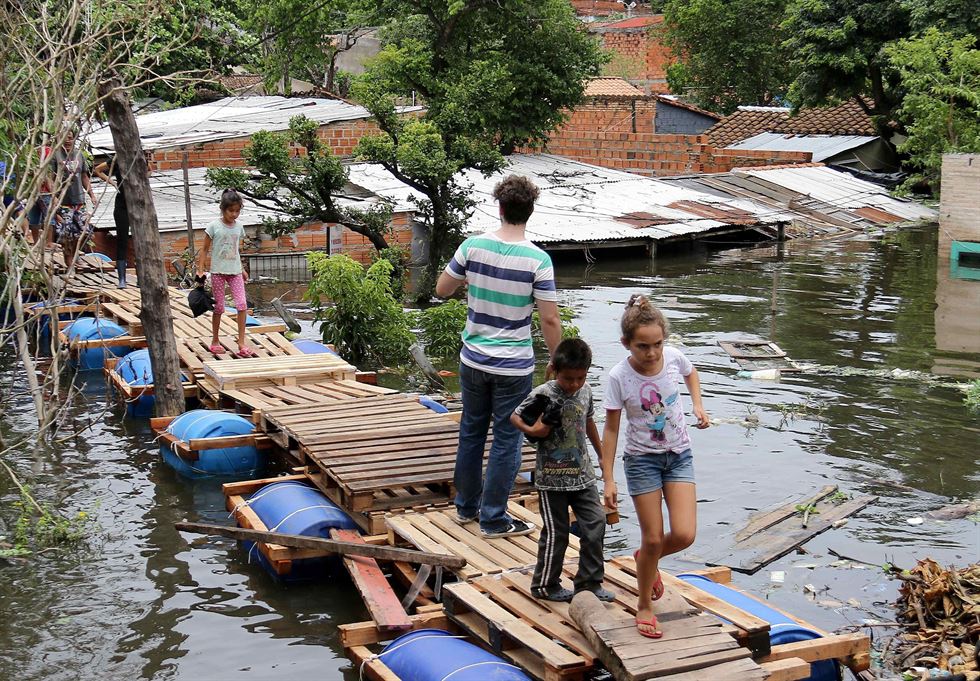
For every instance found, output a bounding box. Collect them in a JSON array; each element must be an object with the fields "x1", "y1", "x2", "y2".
[
  {"x1": 203, "y1": 353, "x2": 357, "y2": 389},
  {"x1": 708, "y1": 486, "x2": 878, "y2": 574},
  {"x1": 104, "y1": 362, "x2": 197, "y2": 401},
  {"x1": 330, "y1": 528, "x2": 412, "y2": 633},
  {"x1": 718, "y1": 340, "x2": 801, "y2": 372}
]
